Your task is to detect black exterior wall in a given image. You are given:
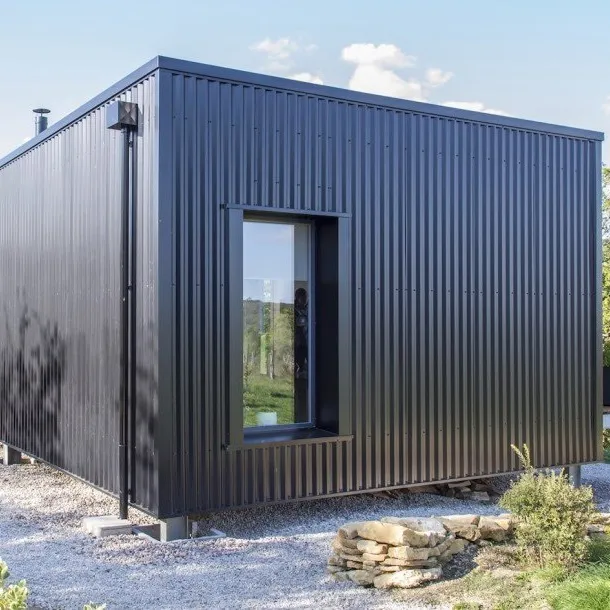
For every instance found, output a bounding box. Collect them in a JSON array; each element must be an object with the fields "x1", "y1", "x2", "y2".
[
  {"x1": 0, "y1": 56, "x2": 604, "y2": 519},
  {"x1": 0, "y1": 69, "x2": 160, "y2": 514},
  {"x1": 157, "y1": 59, "x2": 603, "y2": 517}
]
